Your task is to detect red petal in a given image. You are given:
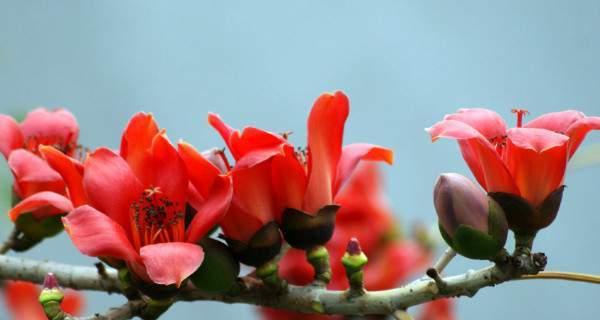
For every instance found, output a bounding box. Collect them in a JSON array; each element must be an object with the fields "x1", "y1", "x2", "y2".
[
  {"x1": 83, "y1": 148, "x2": 143, "y2": 233},
  {"x1": 178, "y1": 142, "x2": 221, "y2": 199},
  {"x1": 271, "y1": 146, "x2": 307, "y2": 222},
  {"x1": 0, "y1": 114, "x2": 24, "y2": 159},
  {"x1": 143, "y1": 133, "x2": 188, "y2": 203},
  {"x1": 62, "y1": 205, "x2": 140, "y2": 263},
  {"x1": 185, "y1": 175, "x2": 233, "y2": 243},
  {"x1": 333, "y1": 143, "x2": 393, "y2": 196},
  {"x1": 20, "y1": 108, "x2": 79, "y2": 155},
  {"x1": 4, "y1": 281, "x2": 47, "y2": 320},
  {"x1": 220, "y1": 203, "x2": 265, "y2": 242},
  {"x1": 427, "y1": 119, "x2": 518, "y2": 194},
  {"x1": 62, "y1": 290, "x2": 85, "y2": 316},
  {"x1": 8, "y1": 149, "x2": 65, "y2": 198},
  {"x1": 140, "y1": 242, "x2": 204, "y2": 287},
  {"x1": 565, "y1": 116, "x2": 600, "y2": 159},
  {"x1": 39, "y1": 145, "x2": 86, "y2": 207},
  {"x1": 304, "y1": 91, "x2": 349, "y2": 213},
  {"x1": 524, "y1": 110, "x2": 584, "y2": 134},
  {"x1": 444, "y1": 108, "x2": 507, "y2": 139},
  {"x1": 9, "y1": 191, "x2": 73, "y2": 221},
  {"x1": 505, "y1": 128, "x2": 569, "y2": 205},
  {"x1": 120, "y1": 112, "x2": 159, "y2": 179},
  {"x1": 208, "y1": 113, "x2": 286, "y2": 163},
  {"x1": 230, "y1": 161, "x2": 276, "y2": 226}
]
